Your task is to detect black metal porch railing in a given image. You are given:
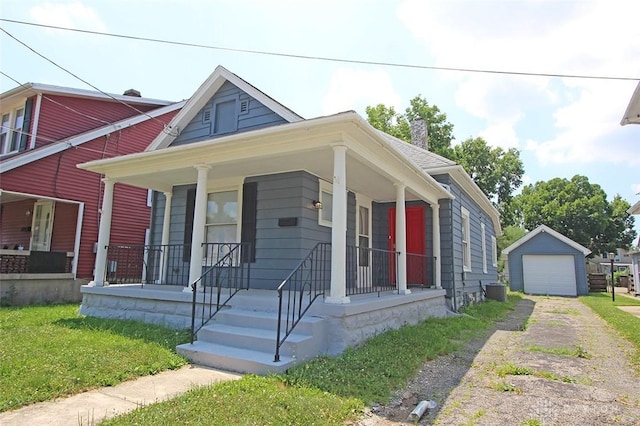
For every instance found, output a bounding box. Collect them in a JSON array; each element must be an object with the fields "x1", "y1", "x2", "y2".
[
  {"x1": 275, "y1": 242, "x2": 331, "y2": 362},
  {"x1": 346, "y1": 246, "x2": 399, "y2": 296},
  {"x1": 105, "y1": 244, "x2": 189, "y2": 286},
  {"x1": 406, "y1": 253, "x2": 437, "y2": 288},
  {"x1": 189, "y1": 243, "x2": 251, "y2": 343}
]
